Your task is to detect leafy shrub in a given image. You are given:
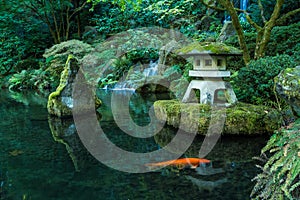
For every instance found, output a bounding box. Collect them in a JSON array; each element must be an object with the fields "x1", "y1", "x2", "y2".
[
  {"x1": 113, "y1": 57, "x2": 134, "y2": 81},
  {"x1": 0, "y1": 30, "x2": 27, "y2": 75},
  {"x1": 8, "y1": 69, "x2": 55, "y2": 91},
  {"x1": 98, "y1": 73, "x2": 118, "y2": 88},
  {"x1": 126, "y1": 48, "x2": 159, "y2": 63},
  {"x1": 0, "y1": 12, "x2": 50, "y2": 76},
  {"x1": 163, "y1": 65, "x2": 182, "y2": 81},
  {"x1": 43, "y1": 39, "x2": 94, "y2": 87},
  {"x1": 251, "y1": 119, "x2": 300, "y2": 200},
  {"x1": 225, "y1": 32, "x2": 257, "y2": 61},
  {"x1": 93, "y1": 3, "x2": 158, "y2": 38},
  {"x1": 225, "y1": 23, "x2": 300, "y2": 67},
  {"x1": 266, "y1": 22, "x2": 300, "y2": 59},
  {"x1": 231, "y1": 54, "x2": 297, "y2": 105}
]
